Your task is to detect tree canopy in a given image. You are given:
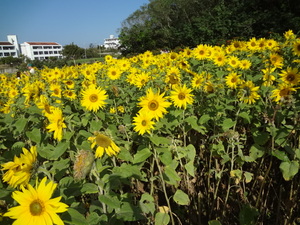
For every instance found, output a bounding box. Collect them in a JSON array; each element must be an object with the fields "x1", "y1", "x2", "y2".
[{"x1": 119, "y1": 0, "x2": 300, "y2": 55}]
